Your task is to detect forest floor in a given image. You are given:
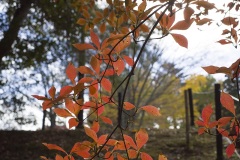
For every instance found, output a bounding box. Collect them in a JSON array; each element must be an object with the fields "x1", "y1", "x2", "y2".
[{"x1": 0, "y1": 128, "x2": 239, "y2": 160}]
